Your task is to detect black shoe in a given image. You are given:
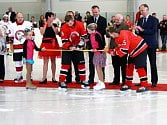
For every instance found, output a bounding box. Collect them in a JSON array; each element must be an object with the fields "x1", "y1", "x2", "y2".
[
  {"x1": 81, "y1": 81, "x2": 90, "y2": 88},
  {"x1": 59, "y1": 82, "x2": 67, "y2": 88},
  {"x1": 52, "y1": 78, "x2": 57, "y2": 83},
  {"x1": 120, "y1": 85, "x2": 131, "y2": 91},
  {"x1": 75, "y1": 77, "x2": 80, "y2": 84},
  {"x1": 120, "y1": 82, "x2": 125, "y2": 86},
  {"x1": 14, "y1": 76, "x2": 23, "y2": 83},
  {"x1": 76, "y1": 80, "x2": 81, "y2": 84},
  {"x1": 0, "y1": 79, "x2": 4, "y2": 83},
  {"x1": 39, "y1": 79, "x2": 47, "y2": 84},
  {"x1": 109, "y1": 82, "x2": 120, "y2": 85},
  {"x1": 136, "y1": 87, "x2": 148, "y2": 93},
  {"x1": 161, "y1": 46, "x2": 166, "y2": 51},
  {"x1": 88, "y1": 80, "x2": 94, "y2": 85},
  {"x1": 151, "y1": 83, "x2": 157, "y2": 88}
]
